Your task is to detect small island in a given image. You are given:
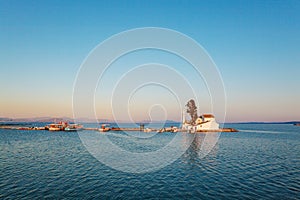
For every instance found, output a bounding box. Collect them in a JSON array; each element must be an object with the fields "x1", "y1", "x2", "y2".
[{"x1": 181, "y1": 99, "x2": 238, "y2": 133}]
